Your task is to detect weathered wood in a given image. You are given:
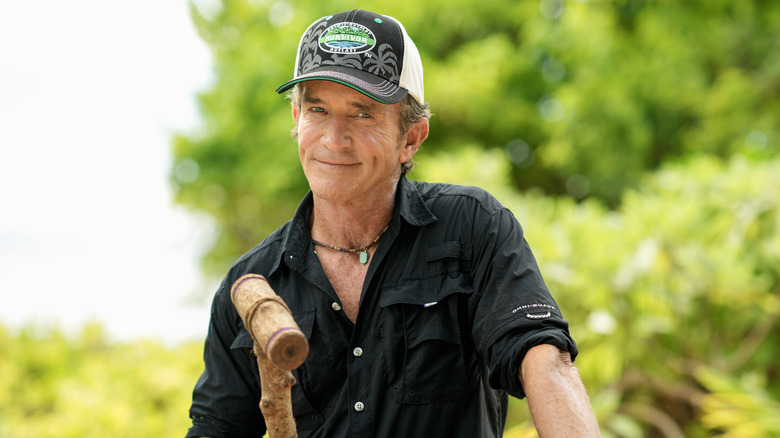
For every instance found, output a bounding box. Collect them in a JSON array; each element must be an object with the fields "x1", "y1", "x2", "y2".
[{"x1": 231, "y1": 273, "x2": 309, "y2": 438}]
